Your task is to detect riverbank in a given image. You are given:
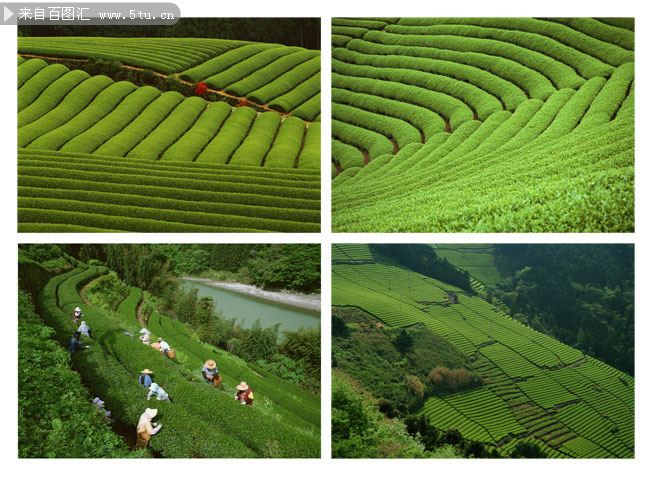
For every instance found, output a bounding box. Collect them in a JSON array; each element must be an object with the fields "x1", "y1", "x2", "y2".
[{"x1": 182, "y1": 277, "x2": 321, "y2": 312}]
